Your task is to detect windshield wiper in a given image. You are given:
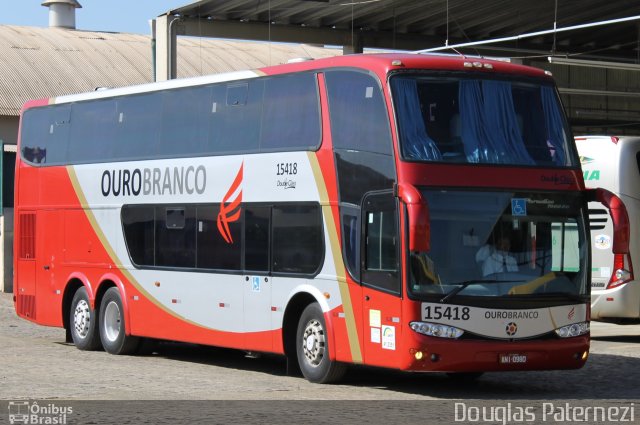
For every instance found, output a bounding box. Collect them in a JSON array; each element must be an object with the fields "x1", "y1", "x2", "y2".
[{"x1": 439, "y1": 279, "x2": 523, "y2": 304}]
